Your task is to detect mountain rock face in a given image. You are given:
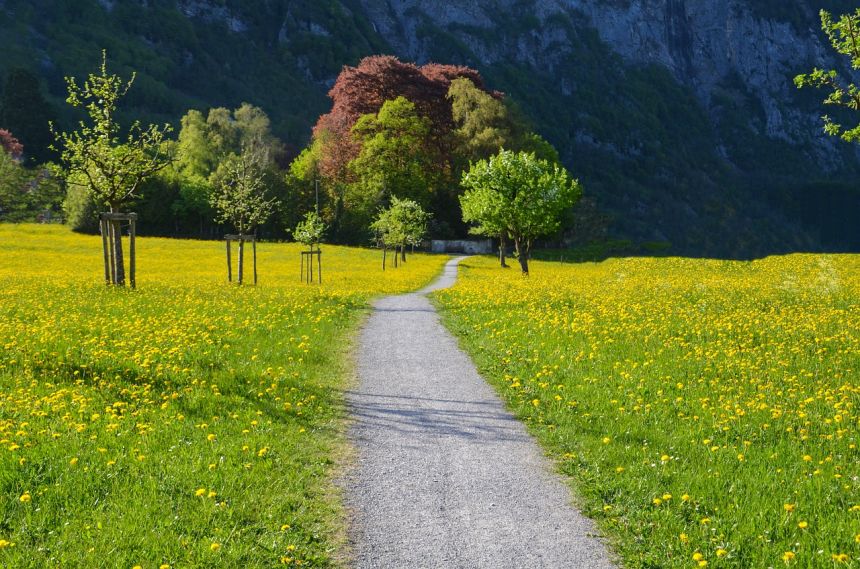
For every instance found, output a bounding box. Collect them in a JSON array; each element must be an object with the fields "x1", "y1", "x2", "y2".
[
  {"x1": 1, "y1": 0, "x2": 858, "y2": 254},
  {"x1": 362, "y1": 0, "x2": 846, "y2": 167}
]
